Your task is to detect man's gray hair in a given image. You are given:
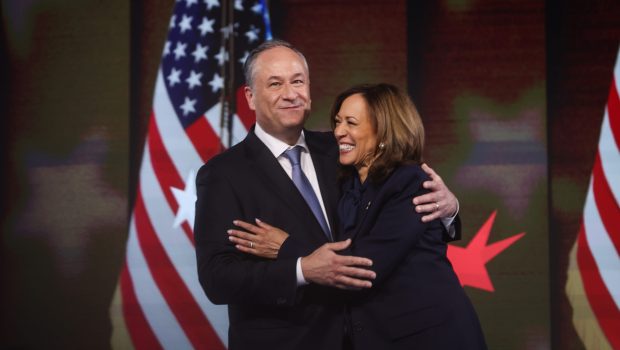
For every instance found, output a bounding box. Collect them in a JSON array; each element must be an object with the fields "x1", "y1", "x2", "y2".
[{"x1": 243, "y1": 39, "x2": 309, "y2": 89}]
